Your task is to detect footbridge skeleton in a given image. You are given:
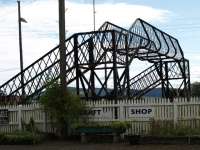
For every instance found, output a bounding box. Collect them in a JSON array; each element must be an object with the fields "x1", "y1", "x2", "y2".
[{"x1": 0, "y1": 18, "x2": 190, "y2": 103}]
